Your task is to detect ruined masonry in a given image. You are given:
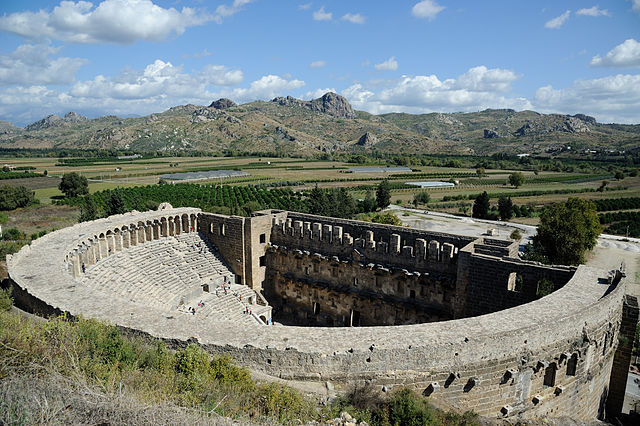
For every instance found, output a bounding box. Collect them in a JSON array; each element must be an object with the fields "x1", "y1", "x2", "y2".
[{"x1": 6, "y1": 206, "x2": 637, "y2": 421}]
